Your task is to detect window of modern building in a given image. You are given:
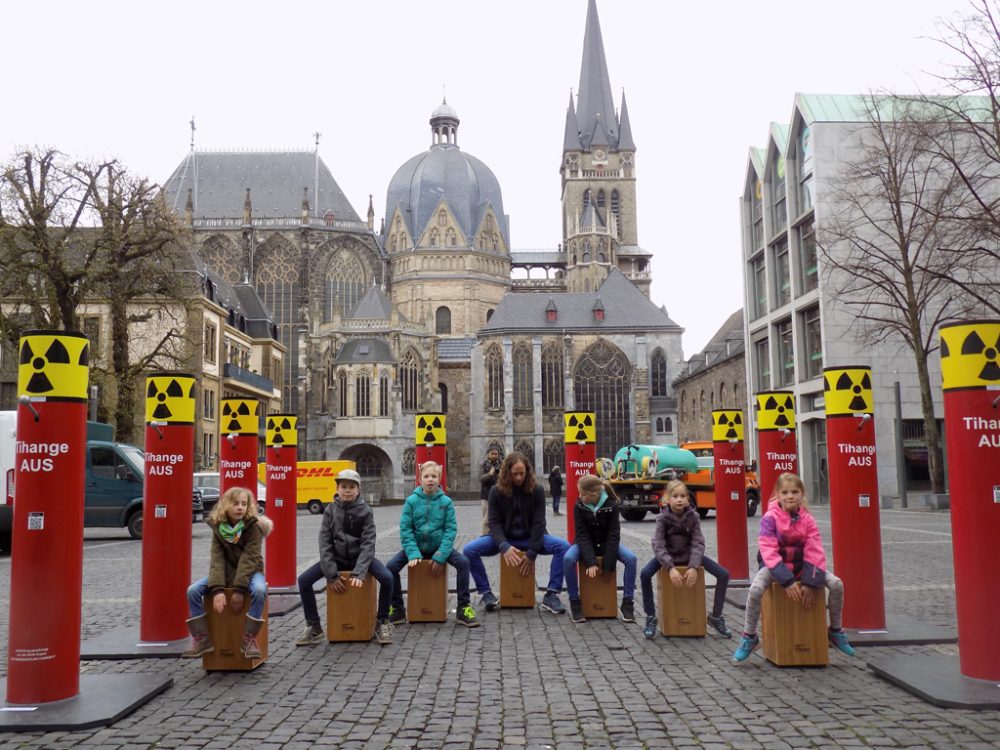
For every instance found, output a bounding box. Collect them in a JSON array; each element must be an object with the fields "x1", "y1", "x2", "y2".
[
  {"x1": 770, "y1": 155, "x2": 787, "y2": 232},
  {"x1": 436, "y1": 306, "x2": 451, "y2": 335},
  {"x1": 650, "y1": 348, "x2": 668, "y2": 396},
  {"x1": 754, "y1": 337, "x2": 770, "y2": 391},
  {"x1": 776, "y1": 319, "x2": 794, "y2": 386},
  {"x1": 513, "y1": 343, "x2": 533, "y2": 410},
  {"x1": 801, "y1": 305, "x2": 823, "y2": 380},
  {"x1": 399, "y1": 350, "x2": 420, "y2": 411},
  {"x1": 750, "y1": 255, "x2": 767, "y2": 320},
  {"x1": 485, "y1": 344, "x2": 504, "y2": 409},
  {"x1": 751, "y1": 179, "x2": 764, "y2": 251},
  {"x1": 774, "y1": 238, "x2": 791, "y2": 307},
  {"x1": 798, "y1": 221, "x2": 818, "y2": 293},
  {"x1": 541, "y1": 343, "x2": 564, "y2": 408},
  {"x1": 797, "y1": 124, "x2": 814, "y2": 215},
  {"x1": 355, "y1": 372, "x2": 371, "y2": 417},
  {"x1": 379, "y1": 371, "x2": 390, "y2": 417}
]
